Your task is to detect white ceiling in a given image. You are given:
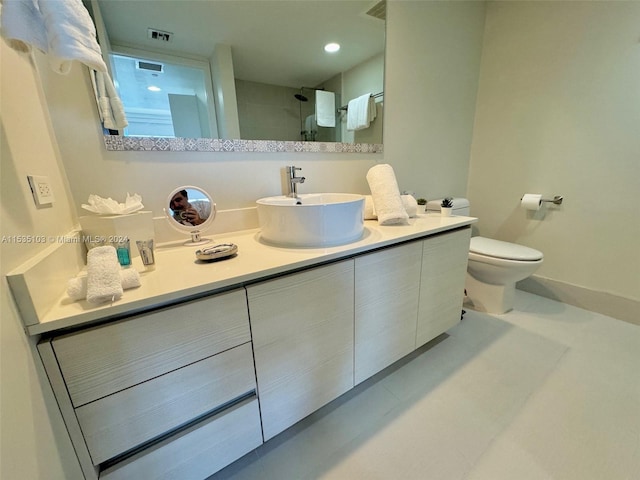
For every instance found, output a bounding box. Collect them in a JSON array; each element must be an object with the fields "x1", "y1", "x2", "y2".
[{"x1": 96, "y1": 0, "x2": 386, "y2": 89}]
